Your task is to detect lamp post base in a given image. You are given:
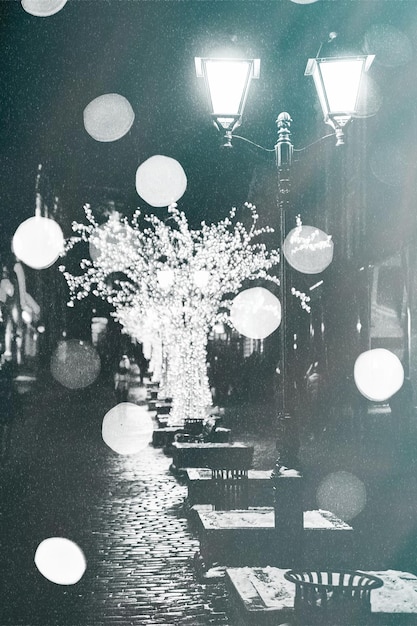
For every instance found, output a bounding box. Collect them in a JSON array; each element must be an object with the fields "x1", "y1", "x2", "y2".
[{"x1": 276, "y1": 411, "x2": 301, "y2": 471}]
